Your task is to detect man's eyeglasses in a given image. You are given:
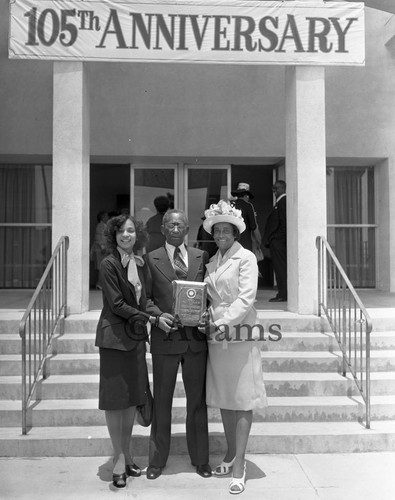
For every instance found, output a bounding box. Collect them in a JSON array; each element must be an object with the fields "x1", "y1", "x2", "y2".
[{"x1": 164, "y1": 223, "x2": 187, "y2": 231}]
